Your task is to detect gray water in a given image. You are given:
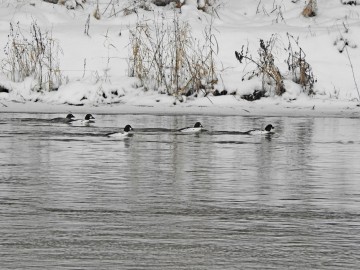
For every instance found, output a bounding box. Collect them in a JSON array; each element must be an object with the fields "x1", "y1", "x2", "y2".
[{"x1": 1, "y1": 113, "x2": 360, "y2": 269}]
